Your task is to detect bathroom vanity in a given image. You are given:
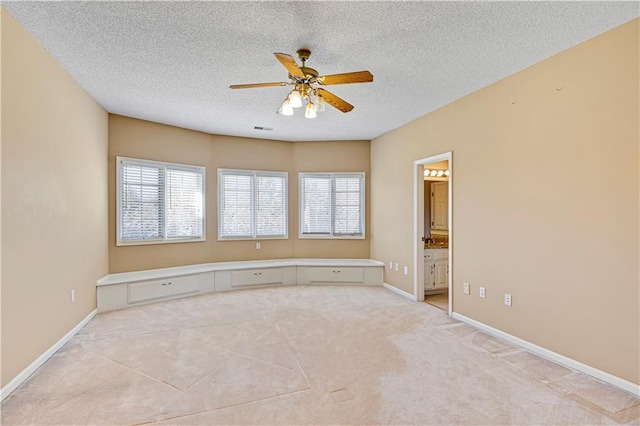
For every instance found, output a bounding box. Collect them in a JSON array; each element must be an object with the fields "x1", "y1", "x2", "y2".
[{"x1": 424, "y1": 248, "x2": 449, "y2": 293}]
